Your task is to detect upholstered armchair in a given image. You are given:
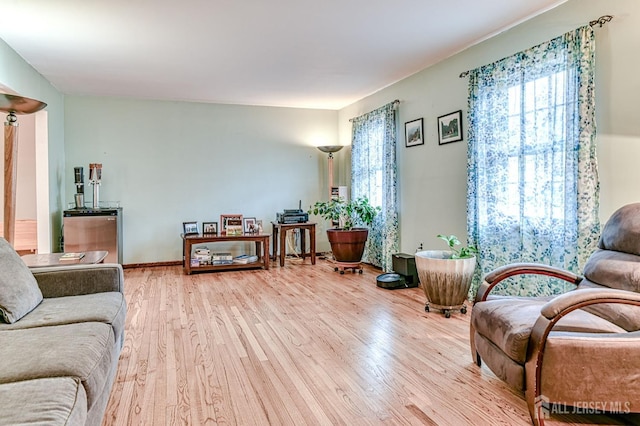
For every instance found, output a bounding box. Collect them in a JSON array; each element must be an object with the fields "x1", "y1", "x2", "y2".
[{"x1": 470, "y1": 203, "x2": 640, "y2": 425}]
